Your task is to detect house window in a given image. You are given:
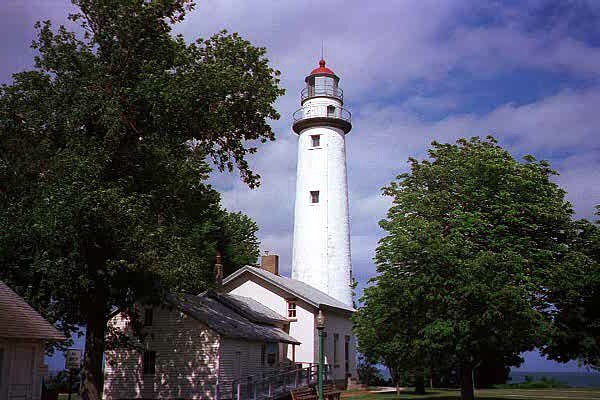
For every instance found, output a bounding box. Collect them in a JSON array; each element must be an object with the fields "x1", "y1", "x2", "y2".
[
  {"x1": 287, "y1": 301, "x2": 297, "y2": 319},
  {"x1": 261, "y1": 344, "x2": 266, "y2": 366},
  {"x1": 266, "y1": 343, "x2": 278, "y2": 366},
  {"x1": 311, "y1": 135, "x2": 320, "y2": 147},
  {"x1": 333, "y1": 333, "x2": 339, "y2": 366},
  {"x1": 310, "y1": 191, "x2": 320, "y2": 204},
  {"x1": 345, "y1": 335, "x2": 350, "y2": 375},
  {"x1": 142, "y1": 350, "x2": 156, "y2": 374},
  {"x1": 144, "y1": 308, "x2": 153, "y2": 326}
]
